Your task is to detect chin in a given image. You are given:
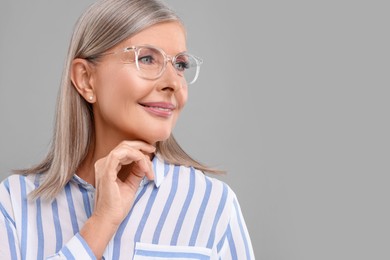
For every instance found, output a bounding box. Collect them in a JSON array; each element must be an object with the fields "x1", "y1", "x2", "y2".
[
  {"x1": 155, "y1": 133, "x2": 172, "y2": 143},
  {"x1": 142, "y1": 132, "x2": 172, "y2": 145}
]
